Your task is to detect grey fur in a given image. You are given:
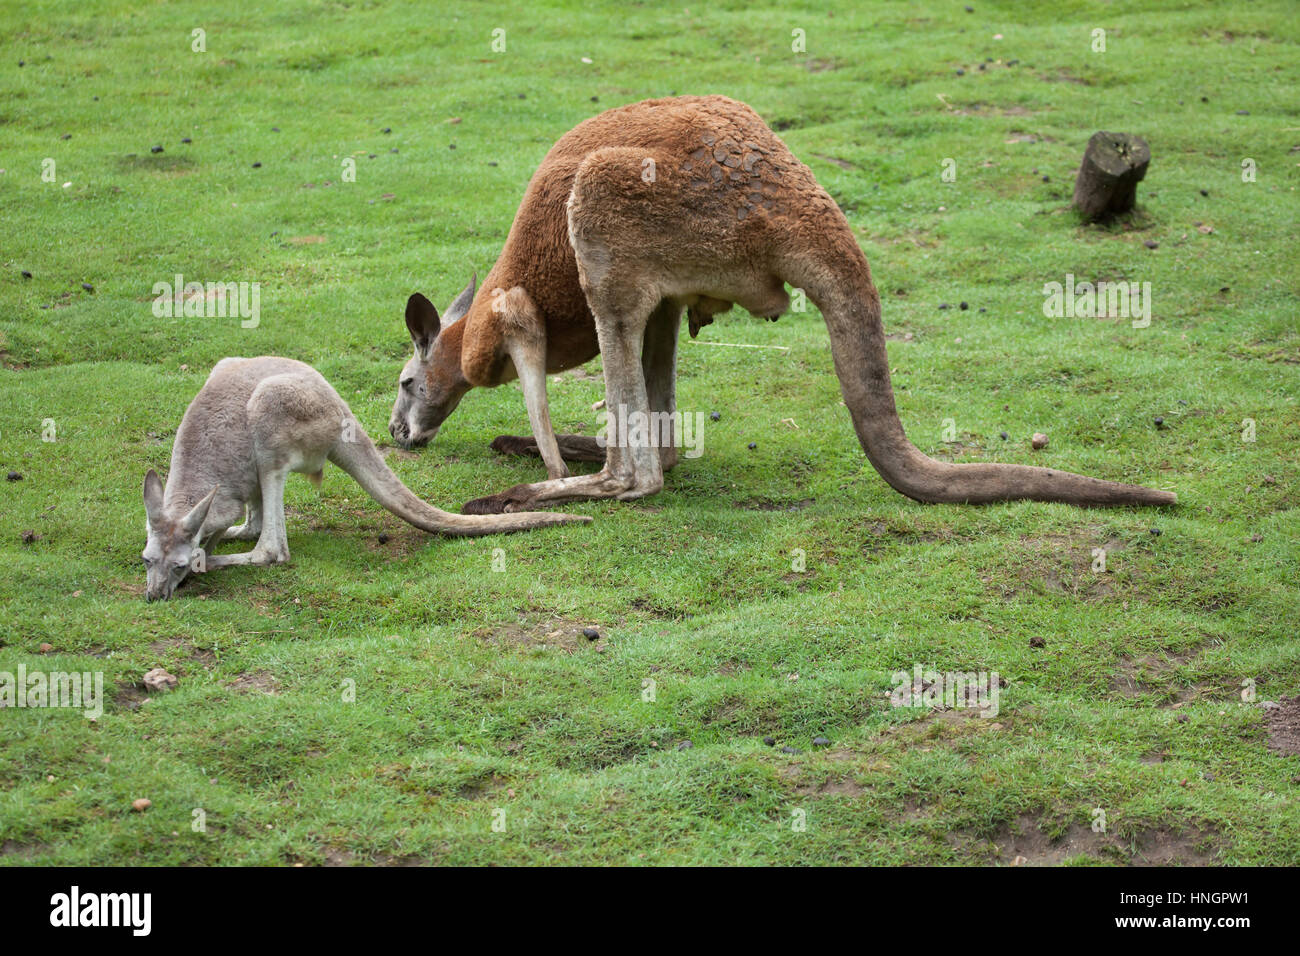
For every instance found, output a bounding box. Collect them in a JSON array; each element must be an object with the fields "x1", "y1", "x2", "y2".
[{"x1": 141, "y1": 356, "x2": 589, "y2": 601}]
